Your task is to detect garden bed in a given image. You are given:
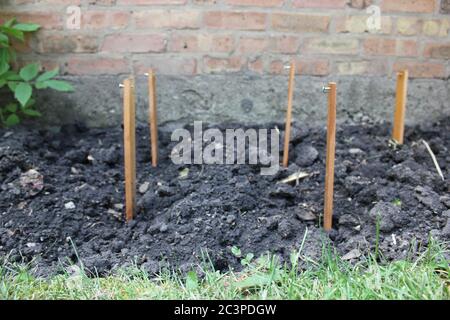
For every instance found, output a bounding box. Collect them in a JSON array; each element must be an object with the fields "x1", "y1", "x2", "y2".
[{"x1": 0, "y1": 118, "x2": 449, "y2": 276}]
